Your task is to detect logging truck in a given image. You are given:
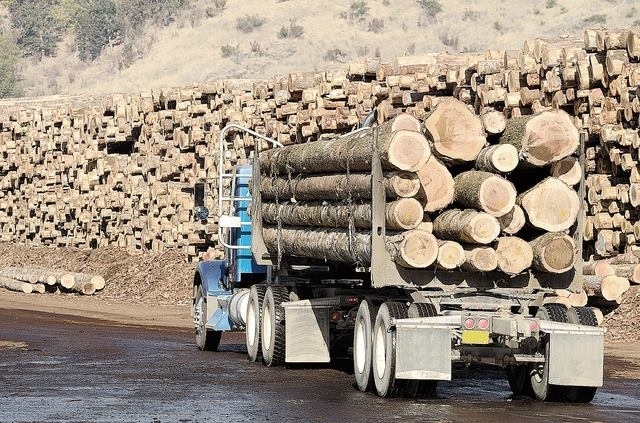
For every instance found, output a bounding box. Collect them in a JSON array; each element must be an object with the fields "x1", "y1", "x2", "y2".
[{"x1": 192, "y1": 113, "x2": 605, "y2": 402}]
